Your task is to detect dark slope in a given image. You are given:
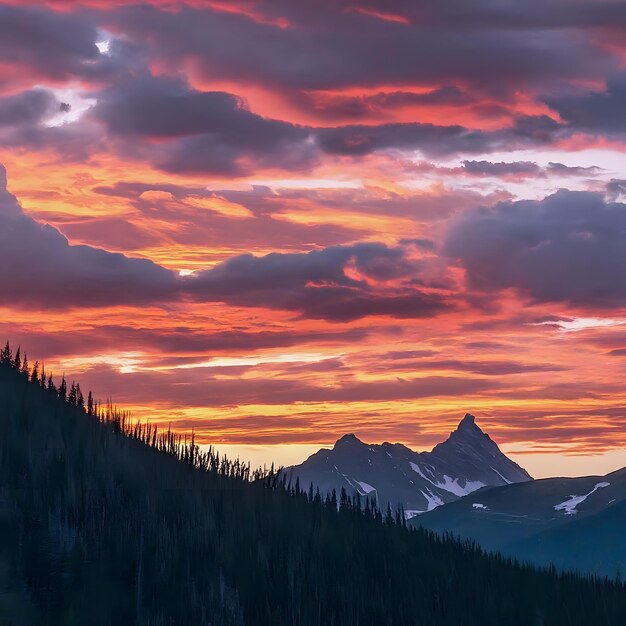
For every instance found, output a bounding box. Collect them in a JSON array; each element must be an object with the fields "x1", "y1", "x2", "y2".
[
  {"x1": 0, "y1": 360, "x2": 625, "y2": 625},
  {"x1": 287, "y1": 414, "x2": 531, "y2": 516},
  {"x1": 508, "y1": 497, "x2": 626, "y2": 579},
  {"x1": 415, "y1": 468, "x2": 626, "y2": 578}
]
